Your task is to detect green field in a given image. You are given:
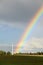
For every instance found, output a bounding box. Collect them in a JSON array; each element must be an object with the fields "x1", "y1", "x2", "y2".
[{"x1": 0, "y1": 56, "x2": 43, "y2": 65}]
